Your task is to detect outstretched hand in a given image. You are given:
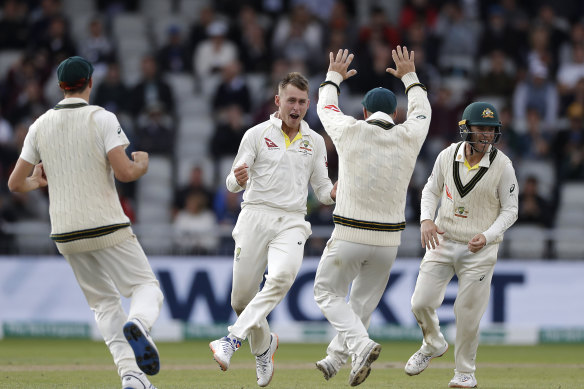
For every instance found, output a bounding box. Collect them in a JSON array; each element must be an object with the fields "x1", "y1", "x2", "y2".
[
  {"x1": 386, "y1": 45, "x2": 416, "y2": 79},
  {"x1": 328, "y1": 49, "x2": 357, "y2": 80}
]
